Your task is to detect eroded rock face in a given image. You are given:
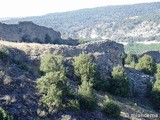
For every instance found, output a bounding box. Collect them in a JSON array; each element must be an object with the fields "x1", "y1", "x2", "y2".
[
  {"x1": 49, "y1": 40, "x2": 124, "y2": 79},
  {"x1": 0, "y1": 40, "x2": 157, "y2": 119},
  {"x1": 0, "y1": 21, "x2": 61, "y2": 43},
  {"x1": 125, "y1": 67, "x2": 155, "y2": 98},
  {"x1": 0, "y1": 40, "x2": 124, "y2": 119}
]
